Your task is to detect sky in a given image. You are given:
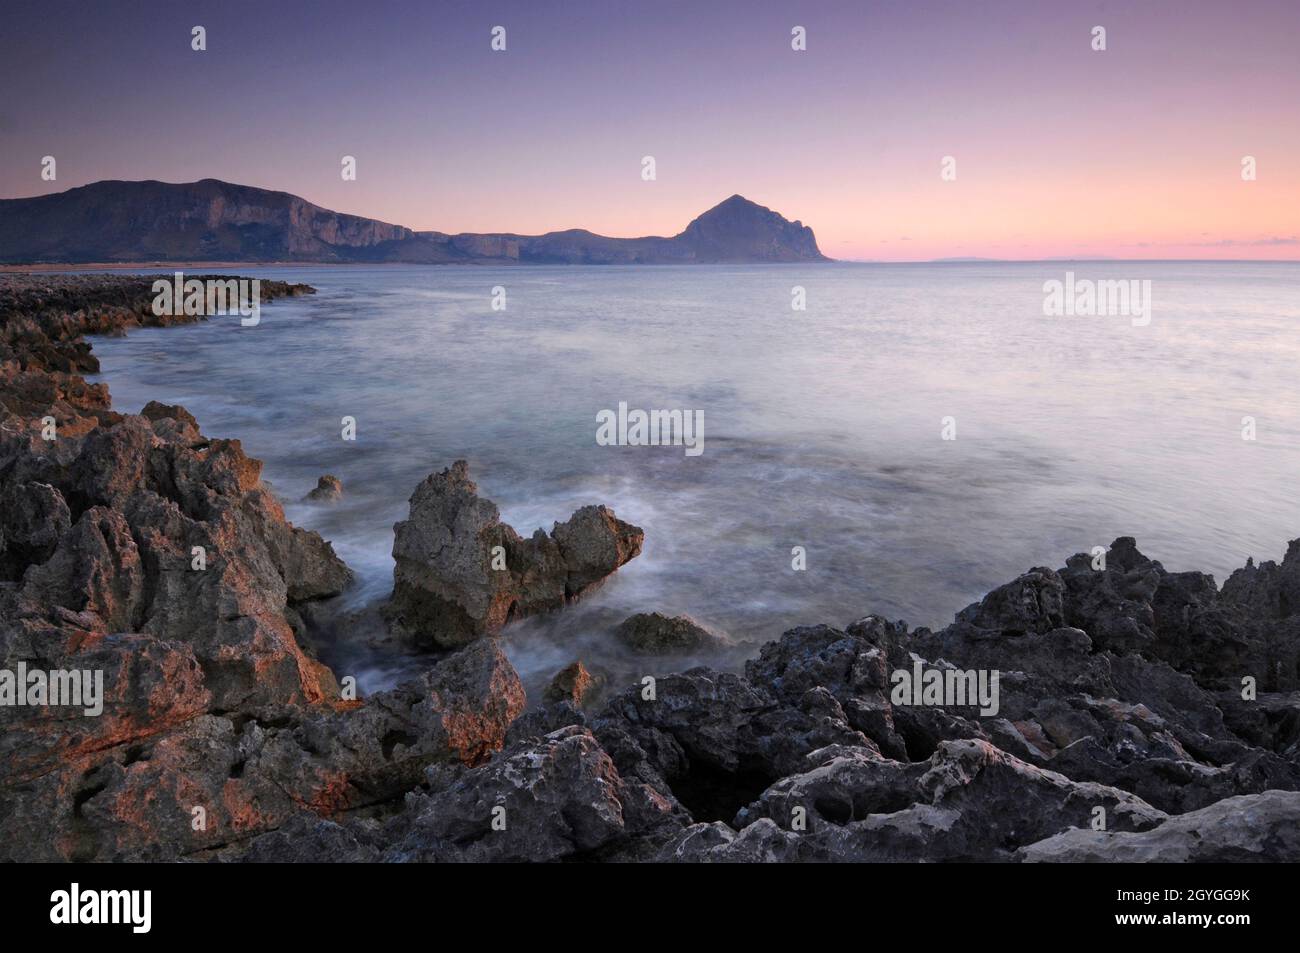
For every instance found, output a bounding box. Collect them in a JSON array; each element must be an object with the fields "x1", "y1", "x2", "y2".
[{"x1": 1, "y1": 0, "x2": 1297, "y2": 261}]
